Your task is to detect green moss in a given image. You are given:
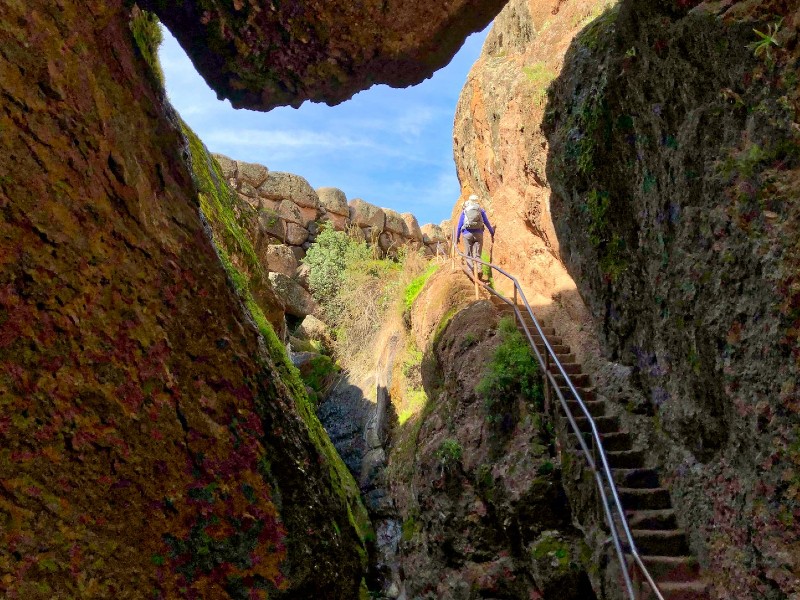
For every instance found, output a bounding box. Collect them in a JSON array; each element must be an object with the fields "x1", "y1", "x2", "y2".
[
  {"x1": 435, "y1": 439, "x2": 463, "y2": 473},
  {"x1": 403, "y1": 263, "x2": 439, "y2": 310},
  {"x1": 181, "y1": 122, "x2": 374, "y2": 564},
  {"x1": 129, "y1": 8, "x2": 164, "y2": 87},
  {"x1": 530, "y1": 532, "x2": 578, "y2": 574},
  {"x1": 576, "y1": 4, "x2": 619, "y2": 51},
  {"x1": 299, "y1": 355, "x2": 339, "y2": 400},
  {"x1": 523, "y1": 62, "x2": 557, "y2": 105}
]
